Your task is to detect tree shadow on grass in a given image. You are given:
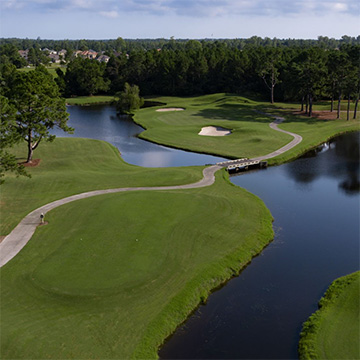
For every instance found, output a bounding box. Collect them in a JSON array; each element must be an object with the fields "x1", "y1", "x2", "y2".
[{"x1": 192, "y1": 103, "x2": 333, "y2": 125}]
